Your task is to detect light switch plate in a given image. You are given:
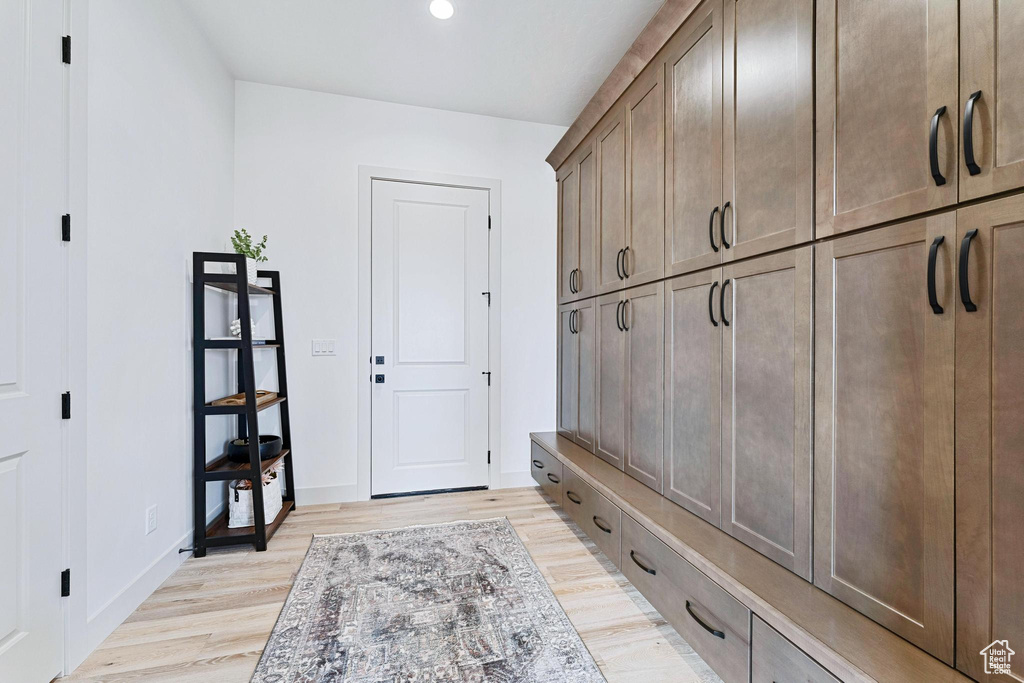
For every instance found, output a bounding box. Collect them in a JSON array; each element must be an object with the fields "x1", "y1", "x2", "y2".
[{"x1": 312, "y1": 339, "x2": 337, "y2": 356}]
